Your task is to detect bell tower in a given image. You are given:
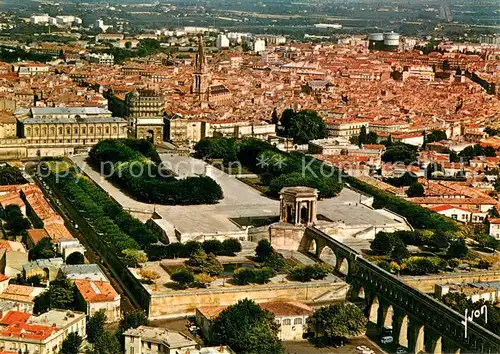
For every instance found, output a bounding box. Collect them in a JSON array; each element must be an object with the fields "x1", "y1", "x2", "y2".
[{"x1": 192, "y1": 34, "x2": 210, "y2": 103}]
